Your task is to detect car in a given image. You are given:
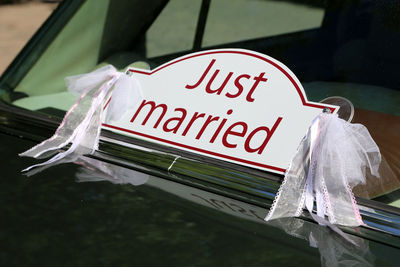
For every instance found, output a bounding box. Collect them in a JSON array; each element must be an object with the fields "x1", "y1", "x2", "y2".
[{"x1": 1, "y1": 0, "x2": 399, "y2": 266}]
